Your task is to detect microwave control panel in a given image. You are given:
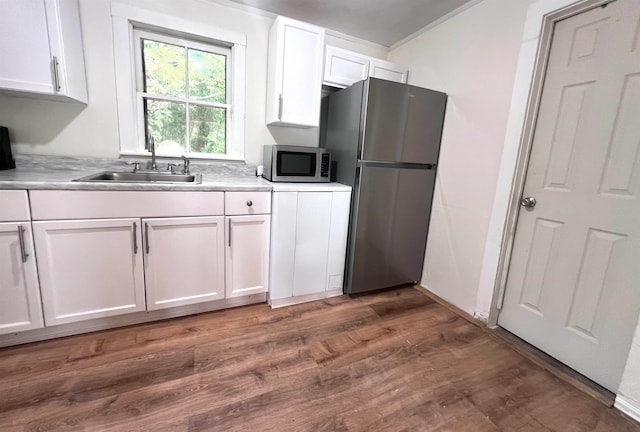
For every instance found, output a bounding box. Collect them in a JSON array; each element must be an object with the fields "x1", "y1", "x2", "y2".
[{"x1": 321, "y1": 154, "x2": 330, "y2": 177}]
